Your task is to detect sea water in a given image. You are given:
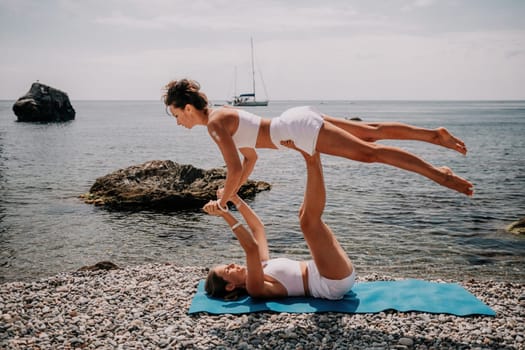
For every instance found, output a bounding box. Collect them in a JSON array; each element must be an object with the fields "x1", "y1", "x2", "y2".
[{"x1": 0, "y1": 100, "x2": 524, "y2": 283}]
